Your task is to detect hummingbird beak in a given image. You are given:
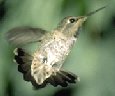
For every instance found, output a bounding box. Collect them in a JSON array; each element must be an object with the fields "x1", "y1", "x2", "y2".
[
  {"x1": 78, "y1": 16, "x2": 87, "y2": 24},
  {"x1": 86, "y1": 6, "x2": 106, "y2": 17},
  {"x1": 78, "y1": 6, "x2": 106, "y2": 23},
  {"x1": 81, "y1": 16, "x2": 87, "y2": 21}
]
